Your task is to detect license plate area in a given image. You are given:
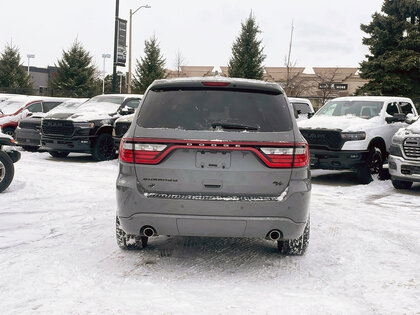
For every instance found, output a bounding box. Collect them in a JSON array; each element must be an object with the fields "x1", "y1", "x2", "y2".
[{"x1": 195, "y1": 151, "x2": 231, "y2": 169}]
